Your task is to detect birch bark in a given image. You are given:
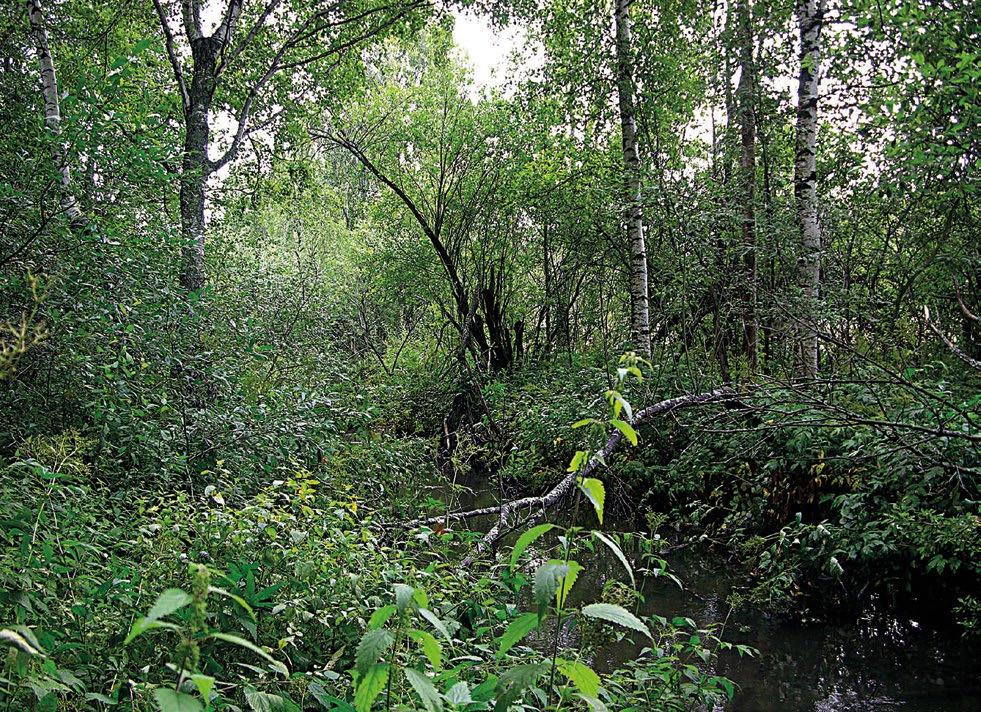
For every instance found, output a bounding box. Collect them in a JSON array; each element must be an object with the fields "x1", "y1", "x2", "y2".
[
  {"x1": 794, "y1": 0, "x2": 826, "y2": 378},
  {"x1": 614, "y1": 0, "x2": 651, "y2": 358},
  {"x1": 27, "y1": 0, "x2": 85, "y2": 229},
  {"x1": 736, "y1": 0, "x2": 758, "y2": 371}
]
